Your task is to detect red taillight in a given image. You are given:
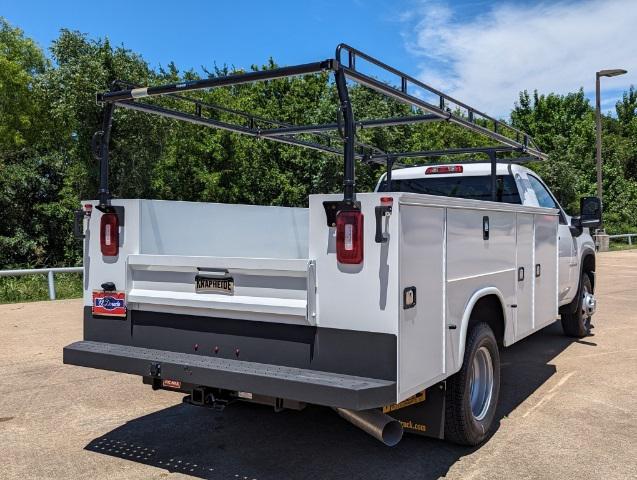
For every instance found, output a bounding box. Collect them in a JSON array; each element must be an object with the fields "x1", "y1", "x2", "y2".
[
  {"x1": 425, "y1": 165, "x2": 463, "y2": 174},
  {"x1": 336, "y1": 210, "x2": 364, "y2": 264},
  {"x1": 100, "y1": 213, "x2": 119, "y2": 256}
]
